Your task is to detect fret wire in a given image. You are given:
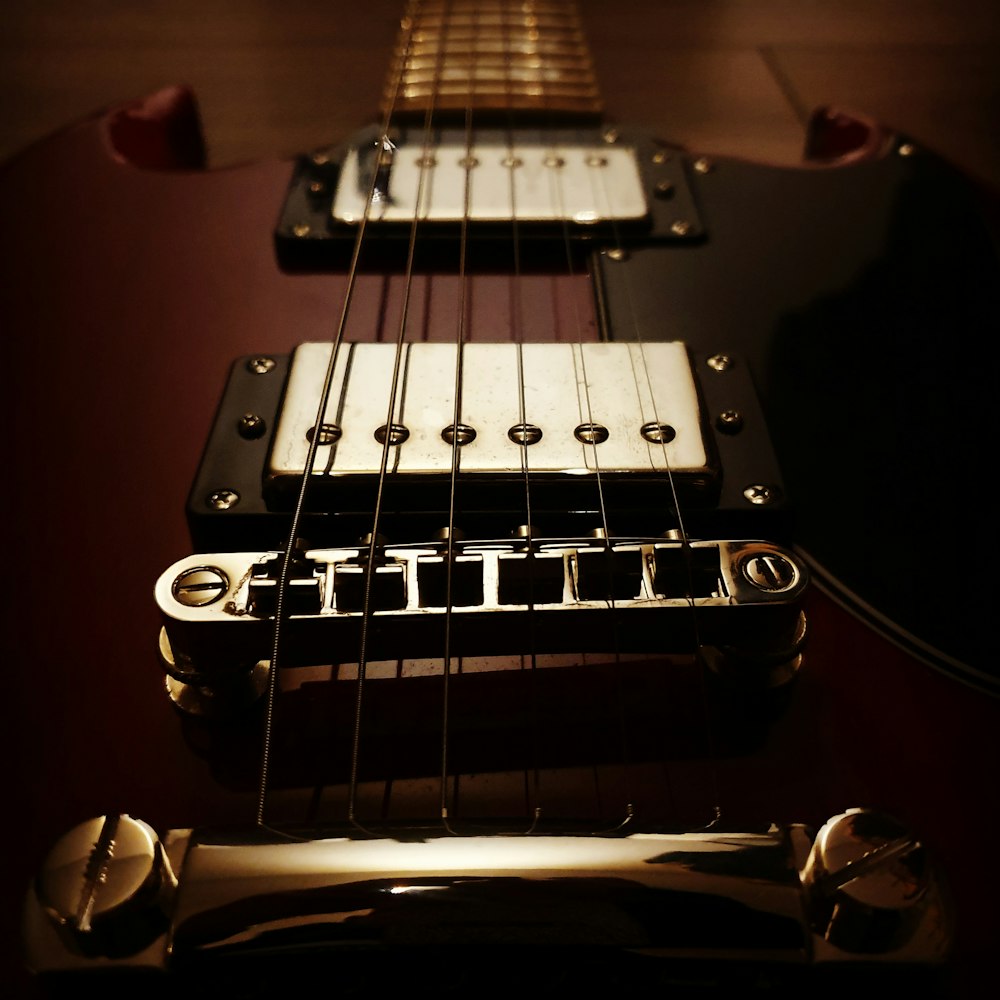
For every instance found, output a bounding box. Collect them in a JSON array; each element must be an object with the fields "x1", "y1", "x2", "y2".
[
  {"x1": 397, "y1": 83, "x2": 600, "y2": 99},
  {"x1": 393, "y1": 96, "x2": 602, "y2": 113},
  {"x1": 400, "y1": 65, "x2": 595, "y2": 82},
  {"x1": 401, "y1": 53, "x2": 591, "y2": 69},
  {"x1": 404, "y1": 40, "x2": 589, "y2": 55},
  {"x1": 415, "y1": 2, "x2": 580, "y2": 19},
  {"x1": 383, "y1": 0, "x2": 601, "y2": 119},
  {"x1": 411, "y1": 14, "x2": 580, "y2": 27}
]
